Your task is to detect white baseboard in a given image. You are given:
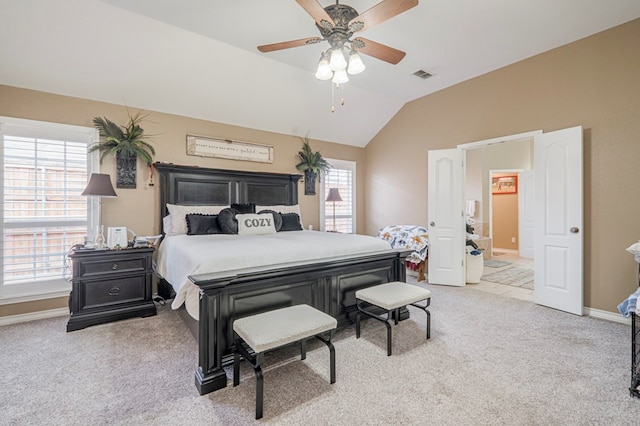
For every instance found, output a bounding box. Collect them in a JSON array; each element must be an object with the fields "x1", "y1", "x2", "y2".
[
  {"x1": 0, "y1": 308, "x2": 68, "y2": 326},
  {"x1": 585, "y1": 306, "x2": 630, "y2": 325},
  {"x1": 0, "y1": 304, "x2": 628, "y2": 328}
]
